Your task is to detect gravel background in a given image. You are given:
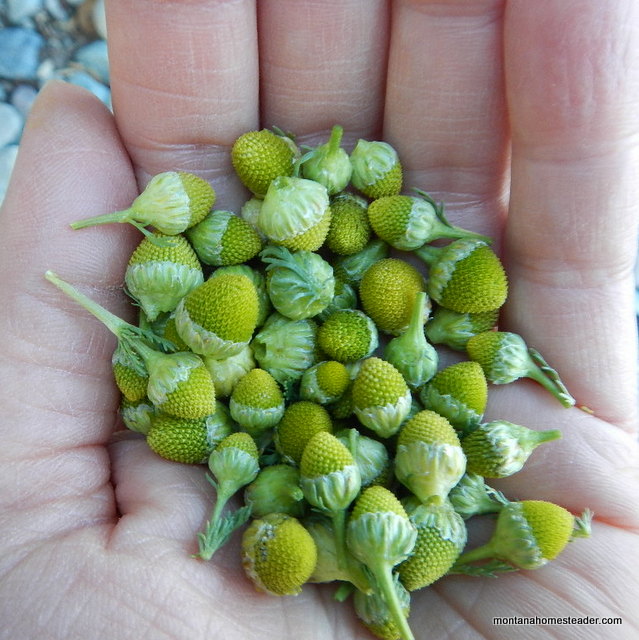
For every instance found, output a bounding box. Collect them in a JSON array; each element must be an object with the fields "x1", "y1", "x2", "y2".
[
  {"x1": 0, "y1": 1, "x2": 638, "y2": 317},
  {"x1": 0, "y1": 0, "x2": 108, "y2": 202}
]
